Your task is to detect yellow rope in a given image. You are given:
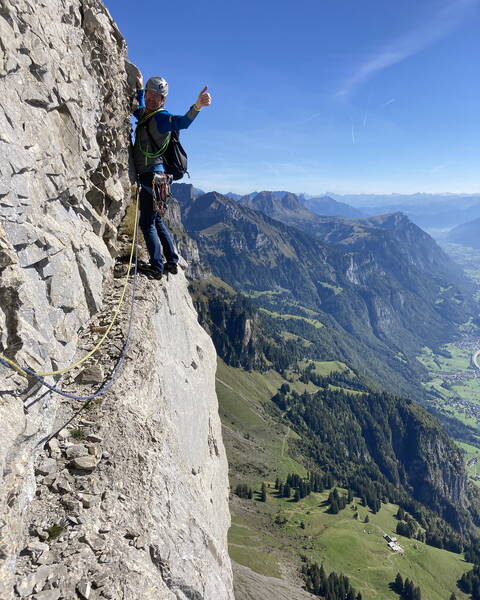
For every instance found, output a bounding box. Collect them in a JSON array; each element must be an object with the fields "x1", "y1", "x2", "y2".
[{"x1": 0, "y1": 187, "x2": 140, "y2": 379}]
